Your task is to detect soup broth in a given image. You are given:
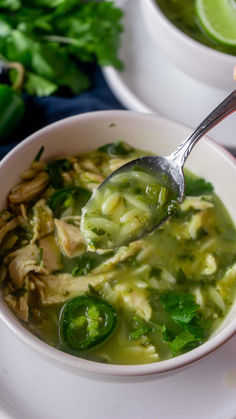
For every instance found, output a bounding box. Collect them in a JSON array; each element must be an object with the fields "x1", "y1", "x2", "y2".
[{"x1": 1, "y1": 142, "x2": 236, "y2": 365}]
